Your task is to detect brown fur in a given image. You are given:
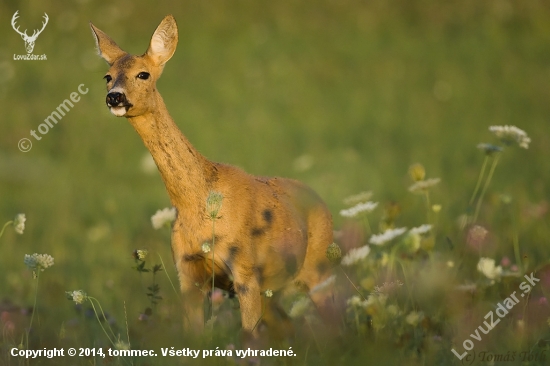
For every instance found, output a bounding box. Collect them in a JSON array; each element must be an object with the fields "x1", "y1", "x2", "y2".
[{"x1": 90, "y1": 15, "x2": 334, "y2": 336}]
